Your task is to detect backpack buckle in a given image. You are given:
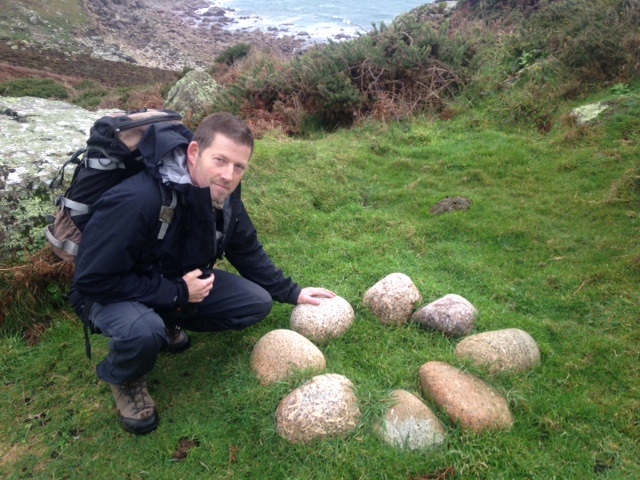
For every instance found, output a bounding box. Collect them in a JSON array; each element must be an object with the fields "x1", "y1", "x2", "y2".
[{"x1": 158, "y1": 206, "x2": 174, "y2": 224}]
